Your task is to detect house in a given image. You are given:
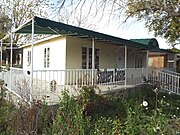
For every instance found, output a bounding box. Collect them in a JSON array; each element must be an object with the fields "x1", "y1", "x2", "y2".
[
  {"x1": 0, "y1": 16, "x2": 179, "y2": 104},
  {"x1": 148, "y1": 49, "x2": 177, "y2": 70},
  {"x1": 130, "y1": 39, "x2": 178, "y2": 71}
]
